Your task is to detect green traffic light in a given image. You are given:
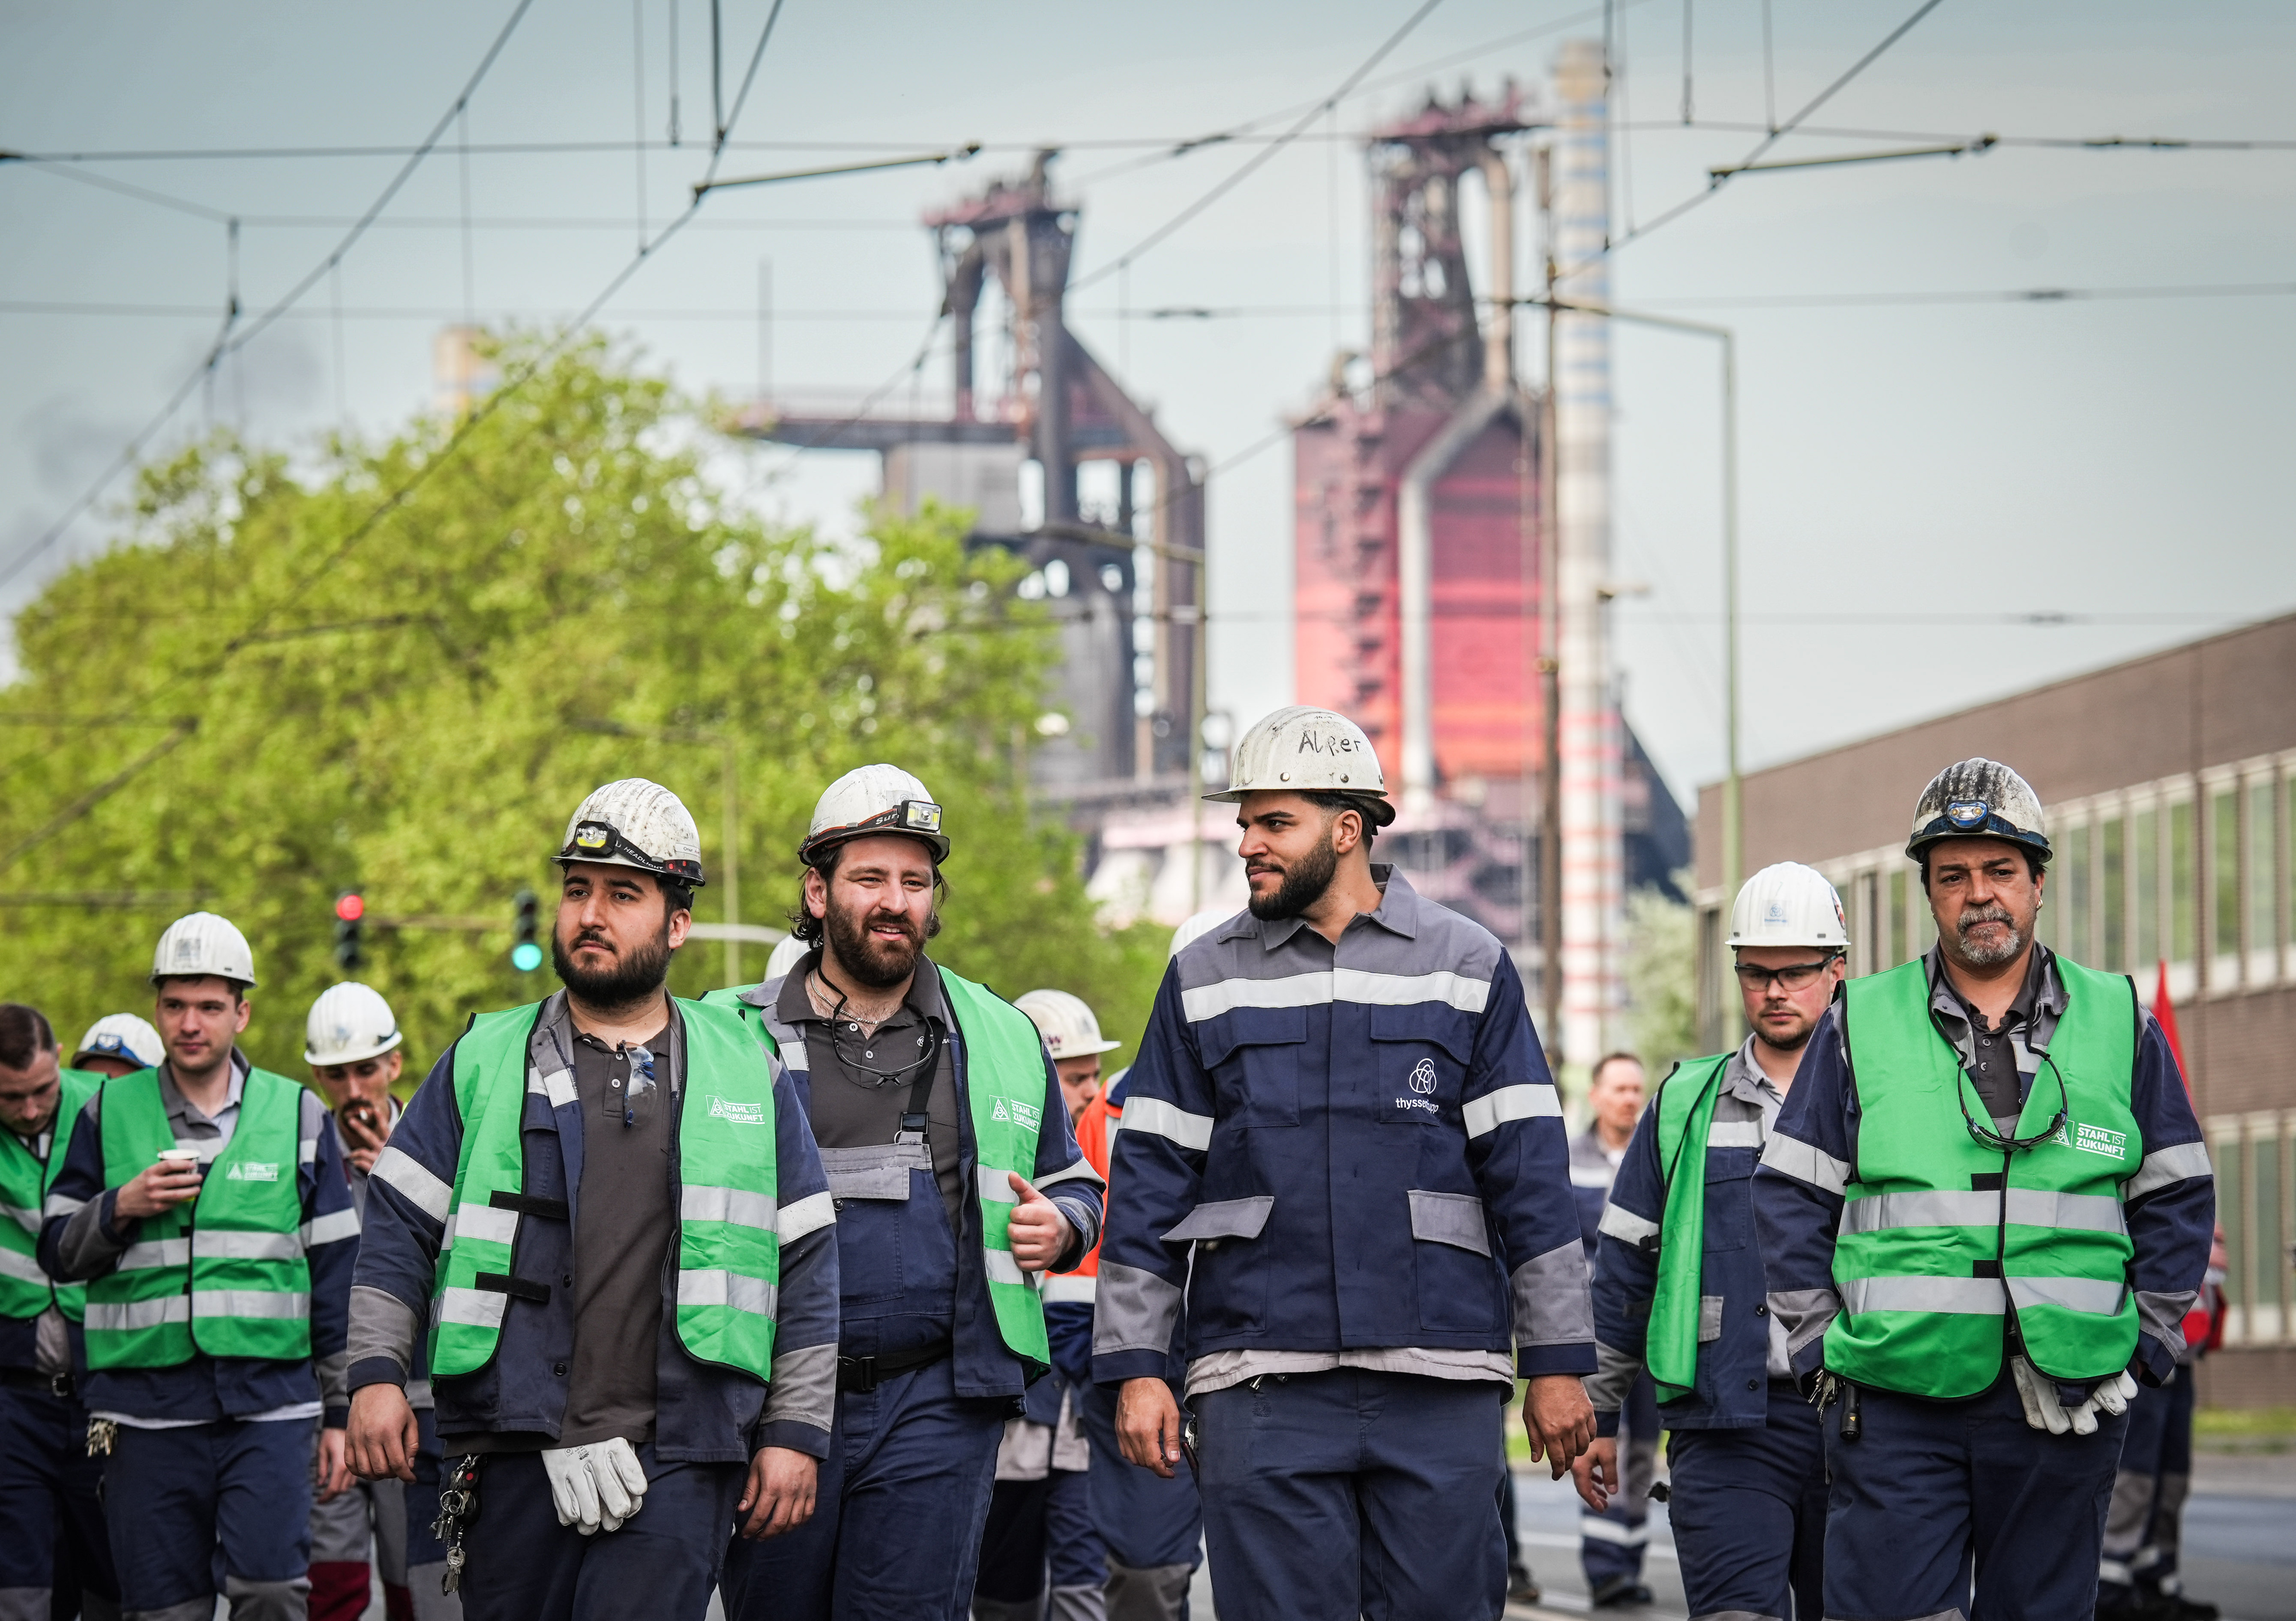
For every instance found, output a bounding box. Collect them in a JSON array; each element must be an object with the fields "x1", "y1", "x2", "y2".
[{"x1": 511, "y1": 941, "x2": 544, "y2": 973}]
